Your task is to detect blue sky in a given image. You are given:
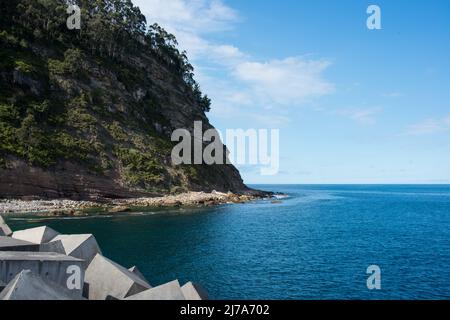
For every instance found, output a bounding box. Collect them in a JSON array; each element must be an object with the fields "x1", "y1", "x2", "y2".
[{"x1": 134, "y1": 0, "x2": 450, "y2": 184}]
